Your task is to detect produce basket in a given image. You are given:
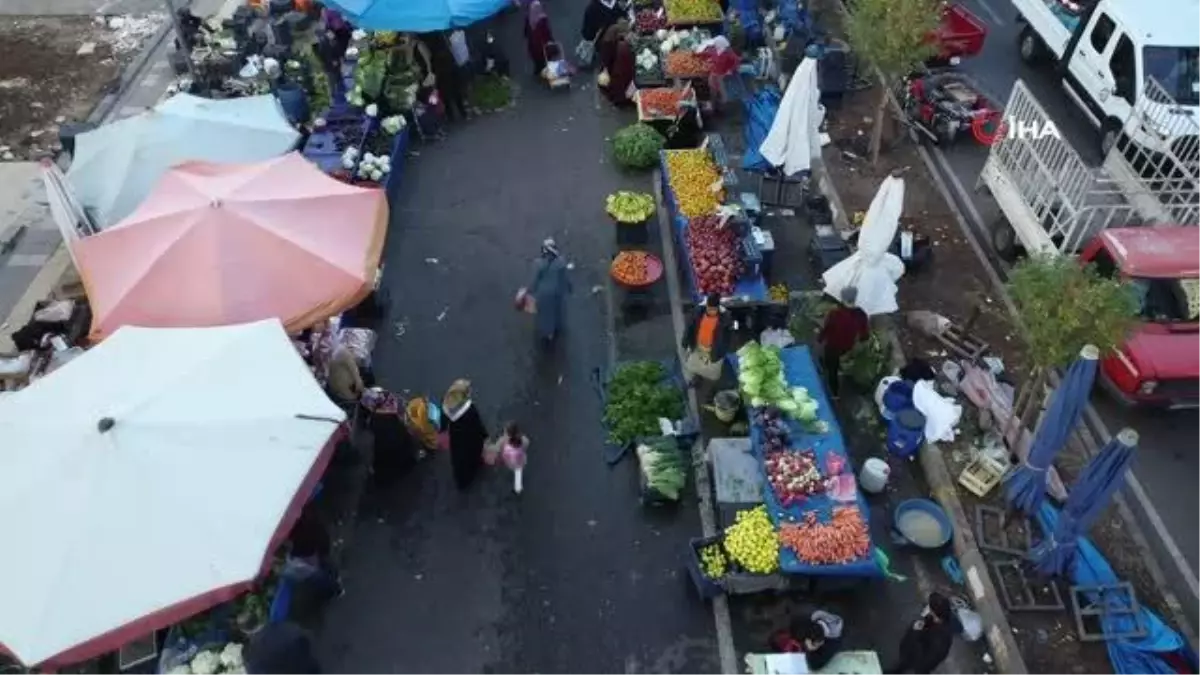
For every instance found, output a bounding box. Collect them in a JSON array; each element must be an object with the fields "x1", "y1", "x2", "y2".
[
  {"x1": 664, "y1": 50, "x2": 712, "y2": 78},
  {"x1": 663, "y1": 0, "x2": 724, "y2": 27},
  {"x1": 301, "y1": 112, "x2": 373, "y2": 174},
  {"x1": 592, "y1": 359, "x2": 696, "y2": 464},
  {"x1": 686, "y1": 535, "x2": 728, "y2": 599},
  {"x1": 637, "y1": 435, "x2": 690, "y2": 505},
  {"x1": 610, "y1": 250, "x2": 664, "y2": 288},
  {"x1": 636, "y1": 87, "x2": 698, "y2": 121}
]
